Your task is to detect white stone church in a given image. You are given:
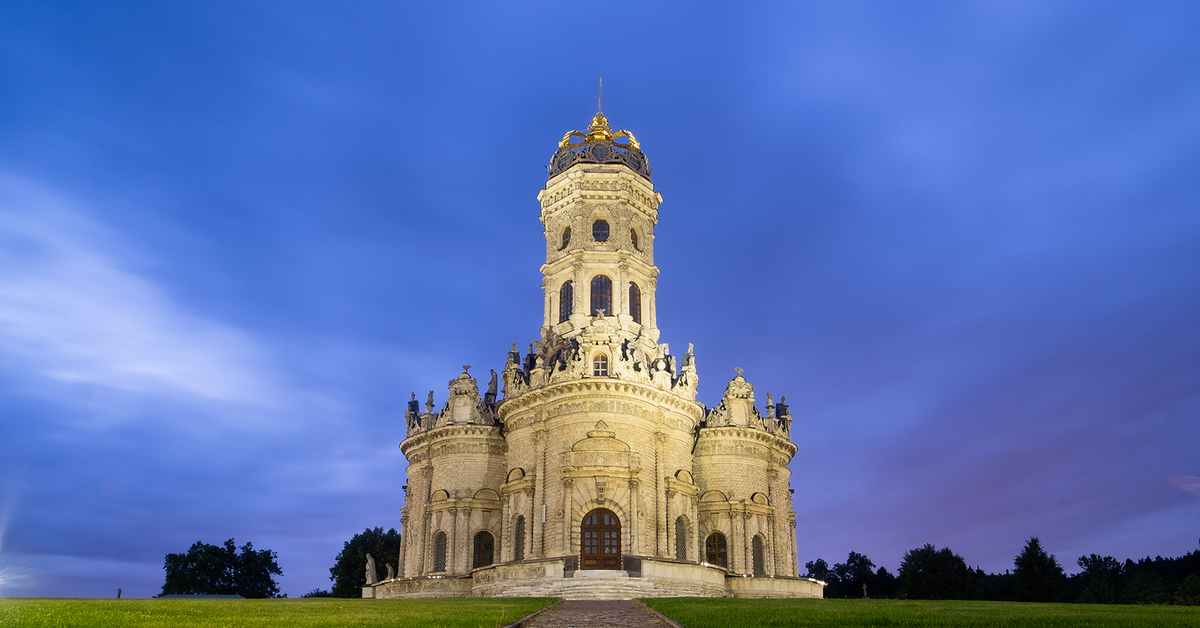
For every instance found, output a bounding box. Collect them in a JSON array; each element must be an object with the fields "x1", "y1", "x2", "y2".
[{"x1": 364, "y1": 110, "x2": 824, "y2": 599}]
